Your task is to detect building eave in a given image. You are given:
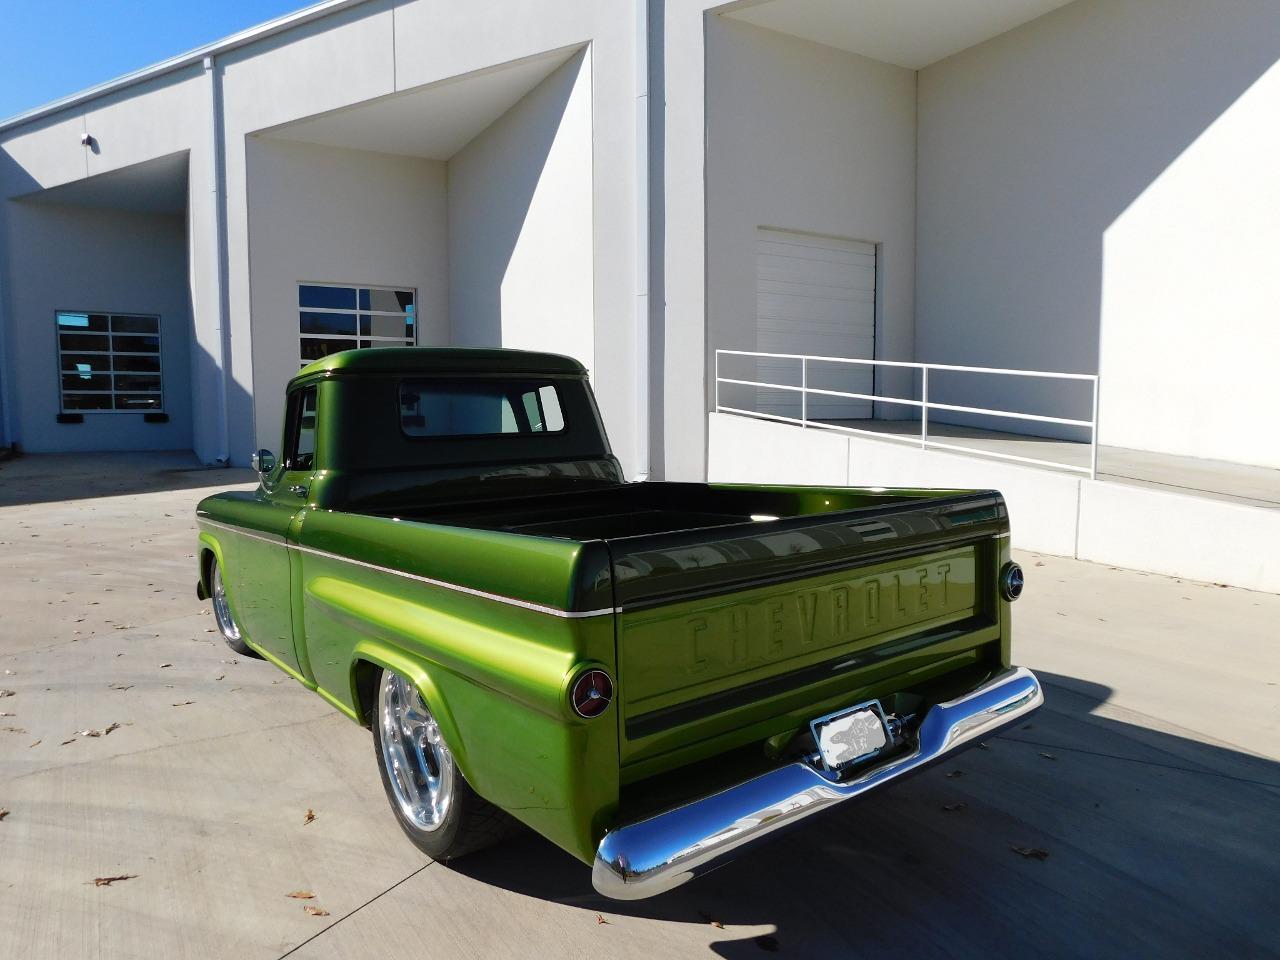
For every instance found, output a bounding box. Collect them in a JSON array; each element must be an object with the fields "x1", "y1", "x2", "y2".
[{"x1": 0, "y1": 0, "x2": 373, "y2": 134}]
